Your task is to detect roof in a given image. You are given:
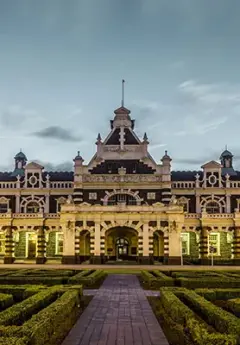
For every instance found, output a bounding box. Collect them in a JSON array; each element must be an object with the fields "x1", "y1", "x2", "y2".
[
  {"x1": 220, "y1": 149, "x2": 233, "y2": 158},
  {"x1": 43, "y1": 171, "x2": 74, "y2": 181},
  {"x1": 201, "y1": 160, "x2": 222, "y2": 169},
  {"x1": 11, "y1": 168, "x2": 25, "y2": 177},
  {"x1": 0, "y1": 172, "x2": 16, "y2": 181},
  {"x1": 25, "y1": 162, "x2": 44, "y2": 170},
  {"x1": 14, "y1": 151, "x2": 27, "y2": 160},
  {"x1": 114, "y1": 106, "x2": 131, "y2": 115},
  {"x1": 171, "y1": 171, "x2": 203, "y2": 181}
]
